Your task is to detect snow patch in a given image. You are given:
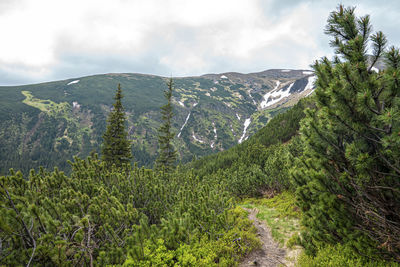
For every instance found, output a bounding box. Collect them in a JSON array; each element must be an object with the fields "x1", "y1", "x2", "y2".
[
  {"x1": 371, "y1": 66, "x2": 379, "y2": 73},
  {"x1": 303, "y1": 71, "x2": 313, "y2": 75},
  {"x1": 192, "y1": 132, "x2": 204, "y2": 143},
  {"x1": 67, "y1": 80, "x2": 80, "y2": 85},
  {"x1": 177, "y1": 112, "x2": 191, "y2": 138},
  {"x1": 224, "y1": 102, "x2": 232, "y2": 107},
  {"x1": 72, "y1": 101, "x2": 81, "y2": 109},
  {"x1": 302, "y1": 76, "x2": 317, "y2": 97},
  {"x1": 220, "y1": 75, "x2": 228, "y2": 79},
  {"x1": 260, "y1": 81, "x2": 294, "y2": 109},
  {"x1": 193, "y1": 102, "x2": 198, "y2": 107},
  {"x1": 214, "y1": 80, "x2": 219, "y2": 84},
  {"x1": 304, "y1": 76, "x2": 316, "y2": 91},
  {"x1": 281, "y1": 69, "x2": 291, "y2": 72},
  {"x1": 178, "y1": 100, "x2": 185, "y2": 107},
  {"x1": 285, "y1": 83, "x2": 294, "y2": 91},
  {"x1": 248, "y1": 92, "x2": 257, "y2": 105},
  {"x1": 230, "y1": 124, "x2": 235, "y2": 136},
  {"x1": 210, "y1": 122, "x2": 218, "y2": 148},
  {"x1": 213, "y1": 123, "x2": 217, "y2": 139},
  {"x1": 236, "y1": 113, "x2": 241, "y2": 121},
  {"x1": 238, "y1": 118, "x2": 251, "y2": 144}
]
